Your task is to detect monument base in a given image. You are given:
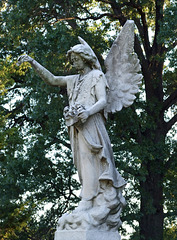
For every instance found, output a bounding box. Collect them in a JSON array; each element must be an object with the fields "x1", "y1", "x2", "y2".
[{"x1": 54, "y1": 230, "x2": 121, "y2": 240}]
